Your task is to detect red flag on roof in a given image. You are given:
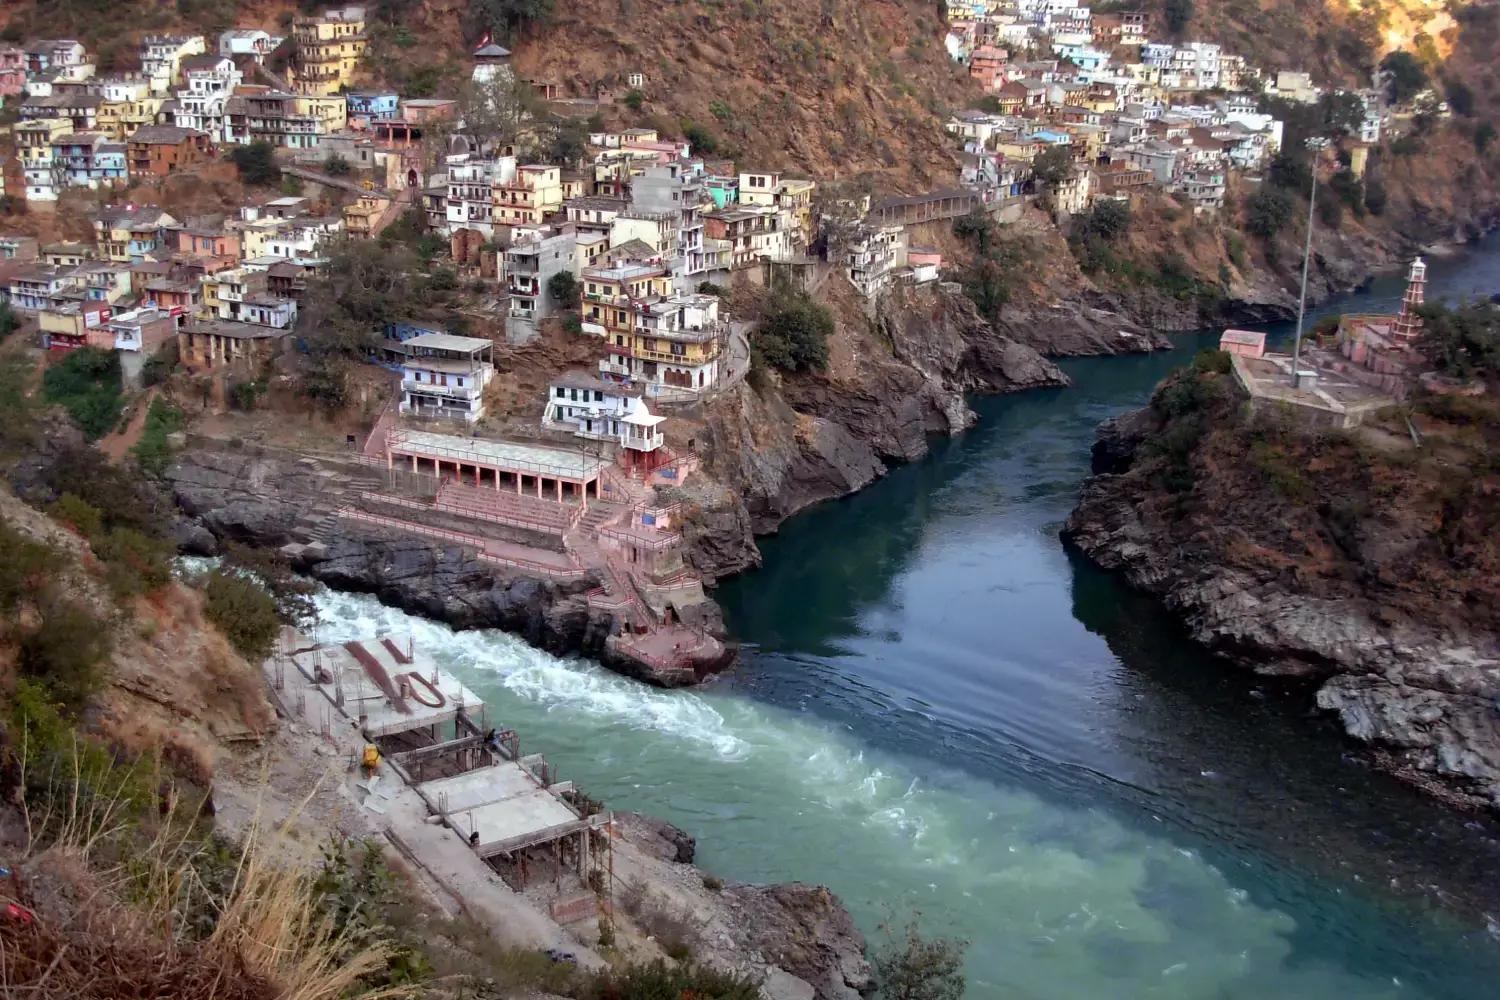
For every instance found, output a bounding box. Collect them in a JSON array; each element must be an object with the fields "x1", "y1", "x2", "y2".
[{"x1": 478, "y1": 34, "x2": 490, "y2": 49}]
